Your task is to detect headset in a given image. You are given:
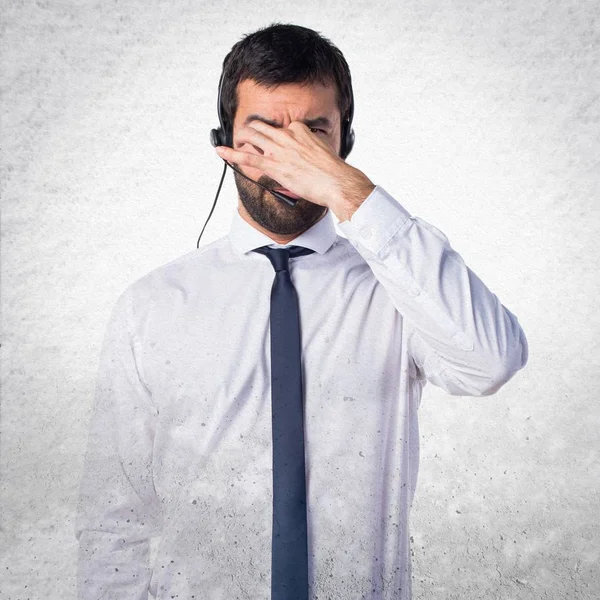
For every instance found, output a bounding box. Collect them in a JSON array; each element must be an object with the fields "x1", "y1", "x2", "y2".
[{"x1": 196, "y1": 68, "x2": 355, "y2": 247}]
